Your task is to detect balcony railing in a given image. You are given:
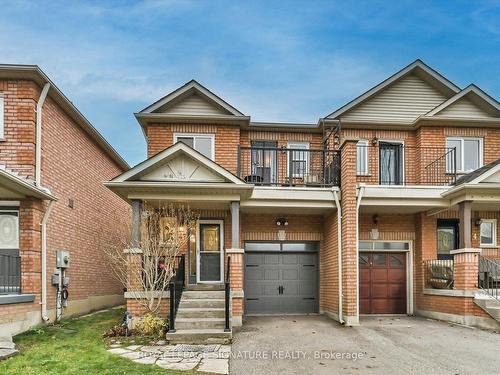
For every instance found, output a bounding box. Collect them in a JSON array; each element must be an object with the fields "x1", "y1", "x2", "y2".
[
  {"x1": 424, "y1": 259, "x2": 454, "y2": 289},
  {"x1": 237, "y1": 146, "x2": 341, "y2": 187},
  {"x1": 356, "y1": 144, "x2": 457, "y2": 186},
  {"x1": 0, "y1": 254, "x2": 21, "y2": 294}
]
